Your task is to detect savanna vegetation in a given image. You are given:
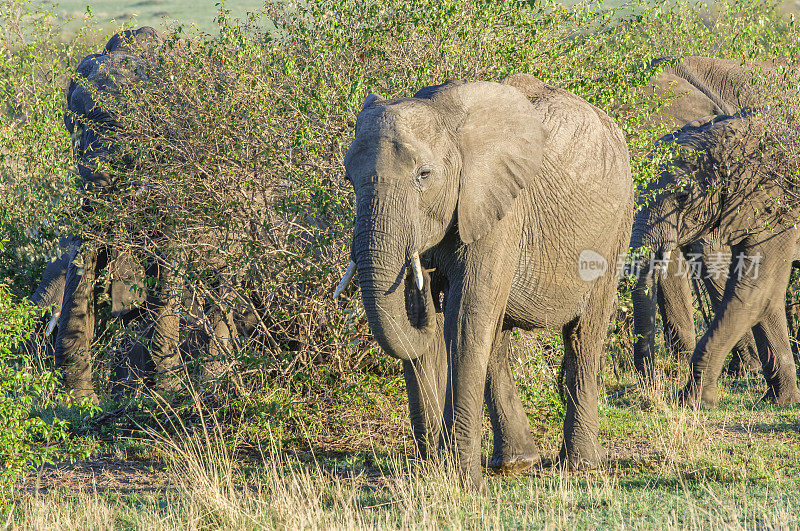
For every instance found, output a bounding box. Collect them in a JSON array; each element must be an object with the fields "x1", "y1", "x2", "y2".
[{"x1": 1, "y1": 0, "x2": 799, "y2": 526}]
